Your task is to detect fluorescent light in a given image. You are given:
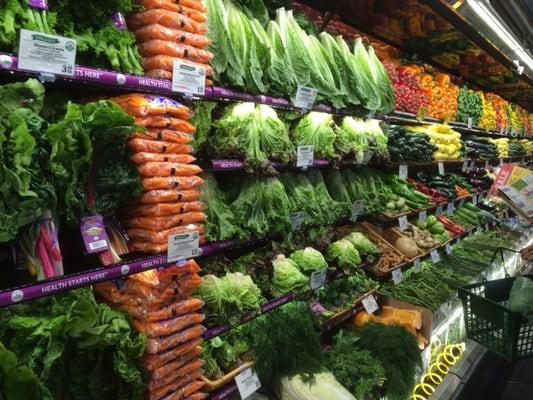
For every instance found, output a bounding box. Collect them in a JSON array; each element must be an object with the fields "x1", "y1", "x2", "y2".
[{"x1": 467, "y1": 0, "x2": 533, "y2": 70}]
